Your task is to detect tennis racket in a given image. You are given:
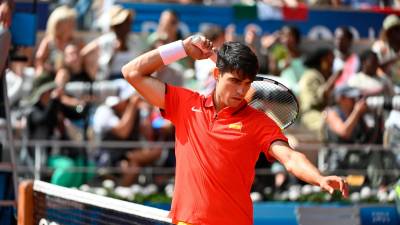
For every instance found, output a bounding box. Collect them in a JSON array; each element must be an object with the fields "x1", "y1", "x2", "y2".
[
  {"x1": 192, "y1": 35, "x2": 299, "y2": 129},
  {"x1": 245, "y1": 75, "x2": 299, "y2": 129}
]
